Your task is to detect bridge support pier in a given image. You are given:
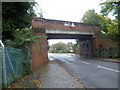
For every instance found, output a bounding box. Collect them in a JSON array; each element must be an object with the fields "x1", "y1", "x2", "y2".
[
  {"x1": 32, "y1": 33, "x2": 49, "y2": 70},
  {"x1": 78, "y1": 39, "x2": 95, "y2": 57}
]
